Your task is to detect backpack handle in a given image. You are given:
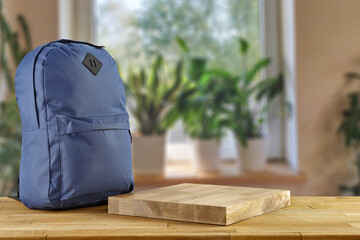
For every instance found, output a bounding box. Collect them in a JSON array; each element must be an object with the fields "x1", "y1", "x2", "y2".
[{"x1": 57, "y1": 39, "x2": 104, "y2": 48}]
